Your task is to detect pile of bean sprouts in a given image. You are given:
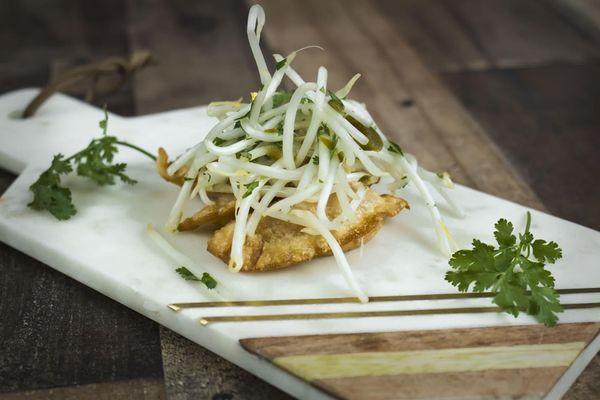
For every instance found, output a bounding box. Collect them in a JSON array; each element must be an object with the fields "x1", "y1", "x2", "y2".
[{"x1": 163, "y1": 4, "x2": 463, "y2": 302}]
